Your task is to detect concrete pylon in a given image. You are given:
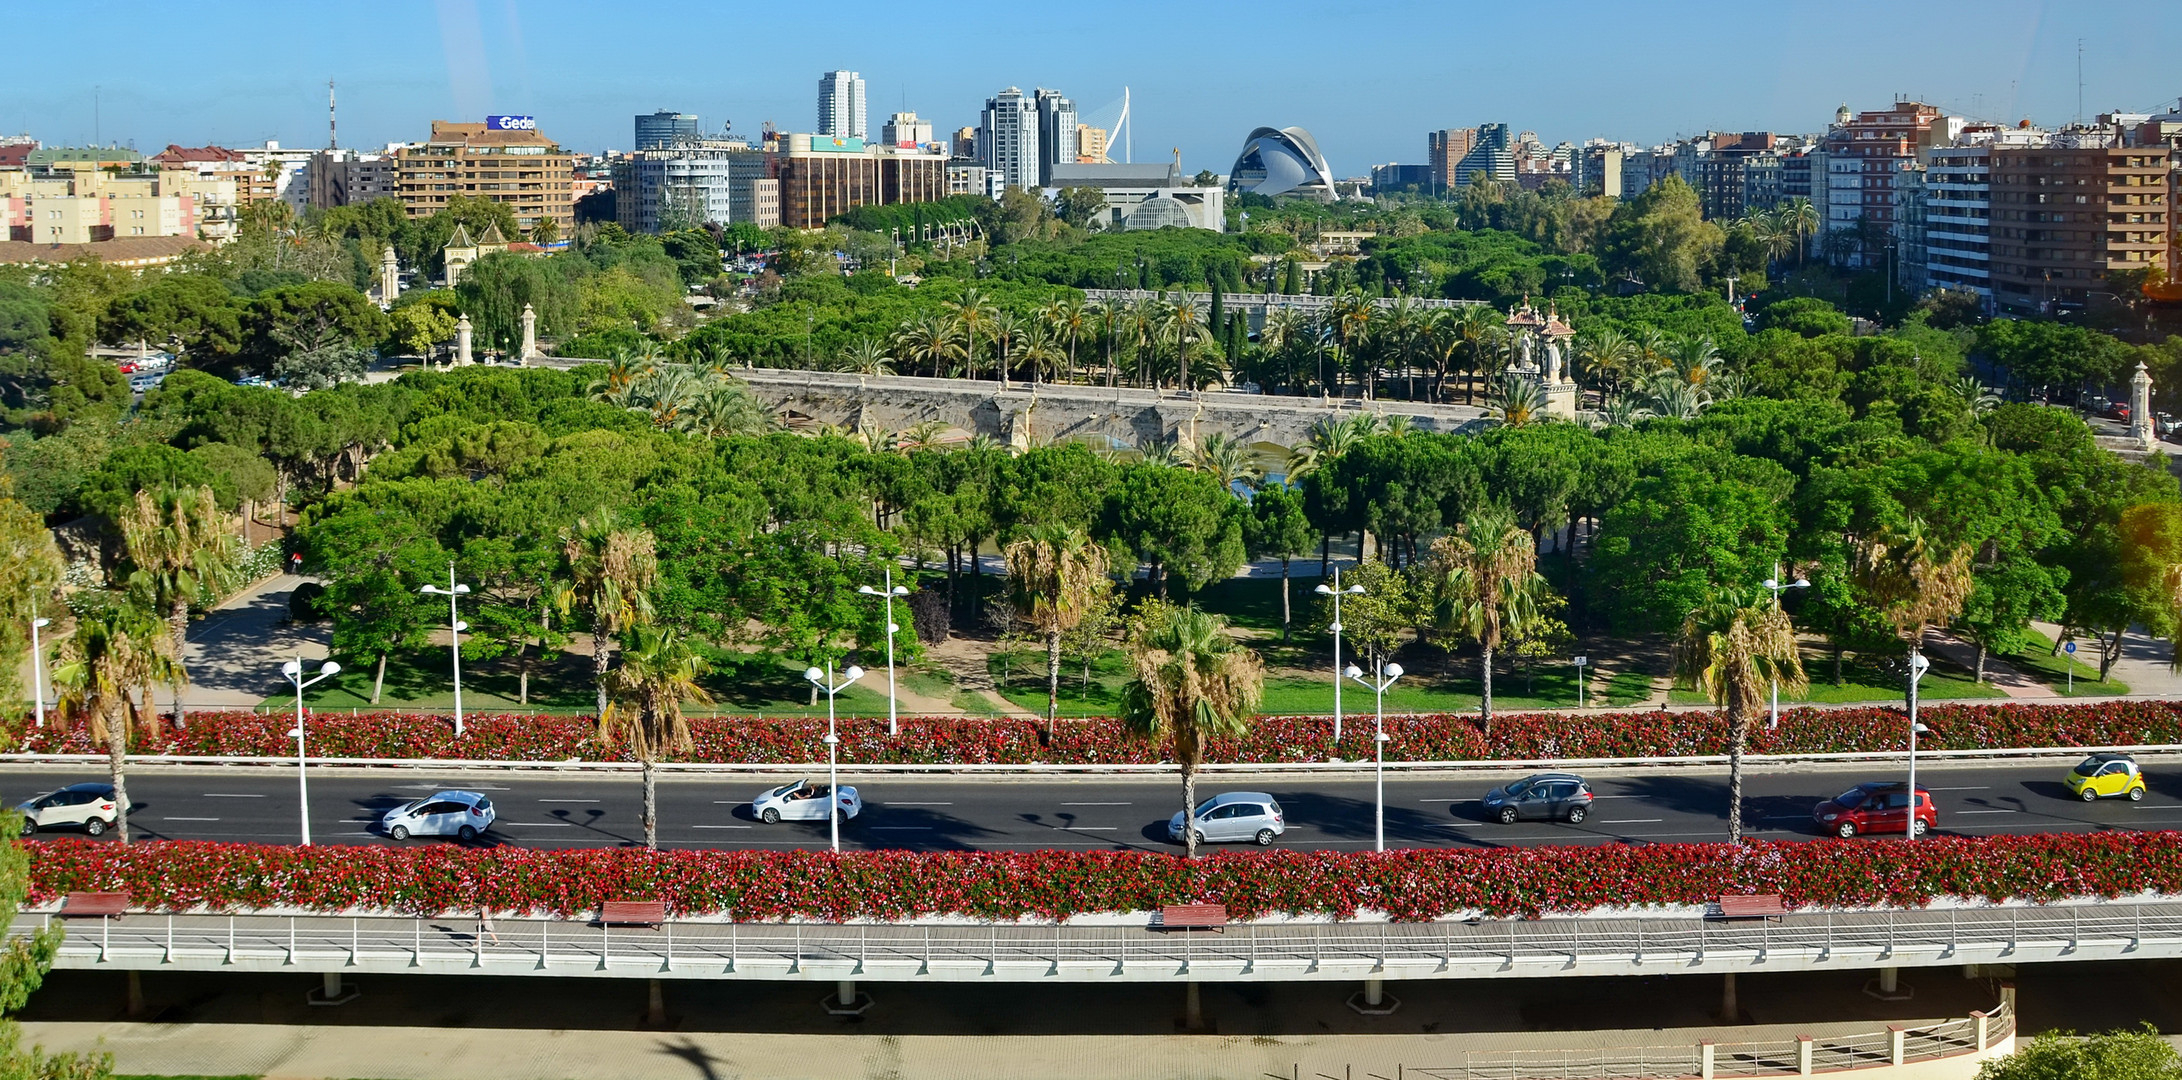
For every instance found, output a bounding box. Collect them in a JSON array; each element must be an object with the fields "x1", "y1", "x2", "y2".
[
  {"x1": 2130, "y1": 360, "x2": 2154, "y2": 449},
  {"x1": 456, "y1": 314, "x2": 473, "y2": 367},
  {"x1": 379, "y1": 245, "x2": 400, "y2": 305},
  {"x1": 520, "y1": 303, "x2": 537, "y2": 361}
]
